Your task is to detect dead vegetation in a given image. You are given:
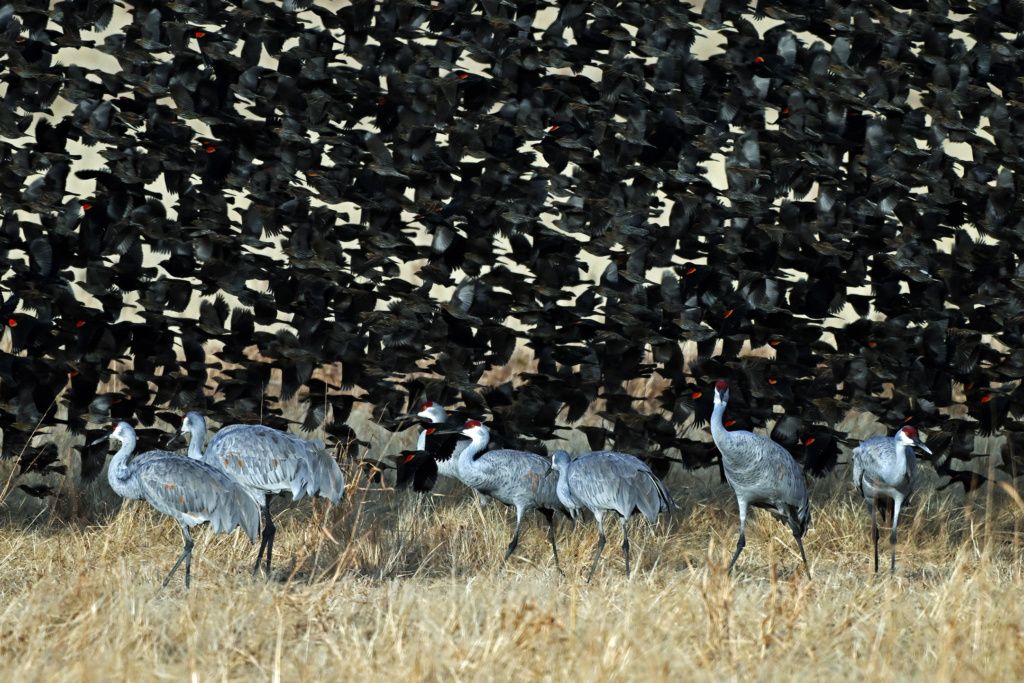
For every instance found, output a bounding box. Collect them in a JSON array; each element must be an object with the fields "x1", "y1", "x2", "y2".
[
  {"x1": 3, "y1": 399, "x2": 1024, "y2": 681},
  {"x1": 1, "y1": 348, "x2": 1022, "y2": 680}
]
